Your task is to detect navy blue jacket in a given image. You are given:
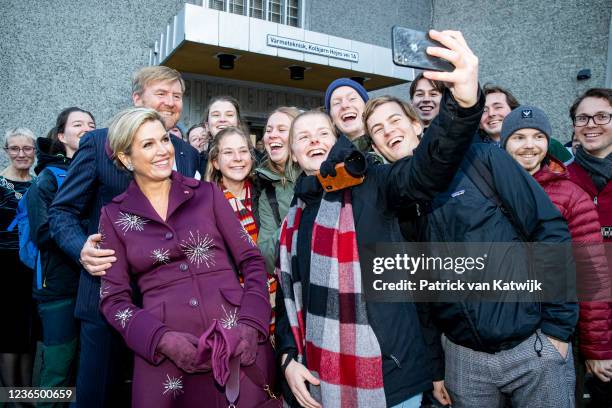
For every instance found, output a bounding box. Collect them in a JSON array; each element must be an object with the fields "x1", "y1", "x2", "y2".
[
  {"x1": 49, "y1": 128, "x2": 199, "y2": 321},
  {"x1": 413, "y1": 142, "x2": 577, "y2": 356},
  {"x1": 28, "y1": 138, "x2": 80, "y2": 301}
]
